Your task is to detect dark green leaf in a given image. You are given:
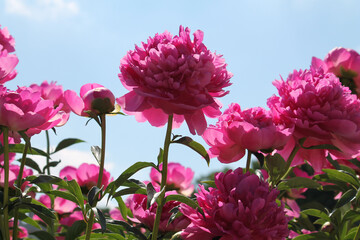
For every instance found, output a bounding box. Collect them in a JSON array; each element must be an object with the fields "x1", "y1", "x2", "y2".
[
  {"x1": 292, "y1": 232, "x2": 330, "y2": 240},
  {"x1": 88, "y1": 186, "x2": 102, "y2": 207},
  {"x1": 78, "y1": 232, "x2": 126, "y2": 239},
  {"x1": 277, "y1": 177, "x2": 321, "y2": 191},
  {"x1": 199, "y1": 180, "x2": 216, "y2": 188},
  {"x1": 146, "y1": 183, "x2": 157, "y2": 209},
  {"x1": 112, "y1": 187, "x2": 147, "y2": 198},
  {"x1": 107, "y1": 220, "x2": 147, "y2": 240},
  {"x1": 94, "y1": 208, "x2": 106, "y2": 233},
  {"x1": 171, "y1": 137, "x2": 210, "y2": 166},
  {"x1": 48, "y1": 190, "x2": 78, "y2": 204},
  {"x1": 29, "y1": 175, "x2": 69, "y2": 189},
  {"x1": 264, "y1": 153, "x2": 286, "y2": 181},
  {"x1": 157, "y1": 148, "x2": 164, "y2": 165},
  {"x1": 65, "y1": 220, "x2": 86, "y2": 240},
  {"x1": 53, "y1": 138, "x2": 85, "y2": 153},
  {"x1": 17, "y1": 158, "x2": 42, "y2": 173},
  {"x1": 114, "y1": 196, "x2": 128, "y2": 220},
  {"x1": 252, "y1": 151, "x2": 264, "y2": 167},
  {"x1": 42, "y1": 160, "x2": 61, "y2": 173},
  {"x1": 335, "y1": 189, "x2": 356, "y2": 208},
  {"x1": 18, "y1": 212, "x2": 41, "y2": 229},
  {"x1": 0, "y1": 144, "x2": 49, "y2": 157},
  {"x1": 19, "y1": 199, "x2": 56, "y2": 226},
  {"x1": 31, "y1": 231, "x2": 56, "y2": 240}
]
